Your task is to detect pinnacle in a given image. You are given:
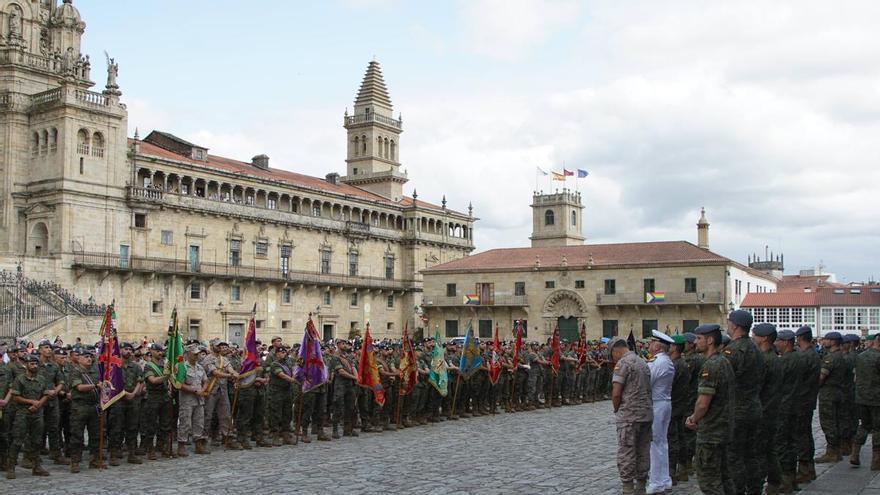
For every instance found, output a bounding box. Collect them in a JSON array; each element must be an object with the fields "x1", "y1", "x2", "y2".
[{"x1": 355, "y1": 60, "x2": 393, "y2": 110}]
